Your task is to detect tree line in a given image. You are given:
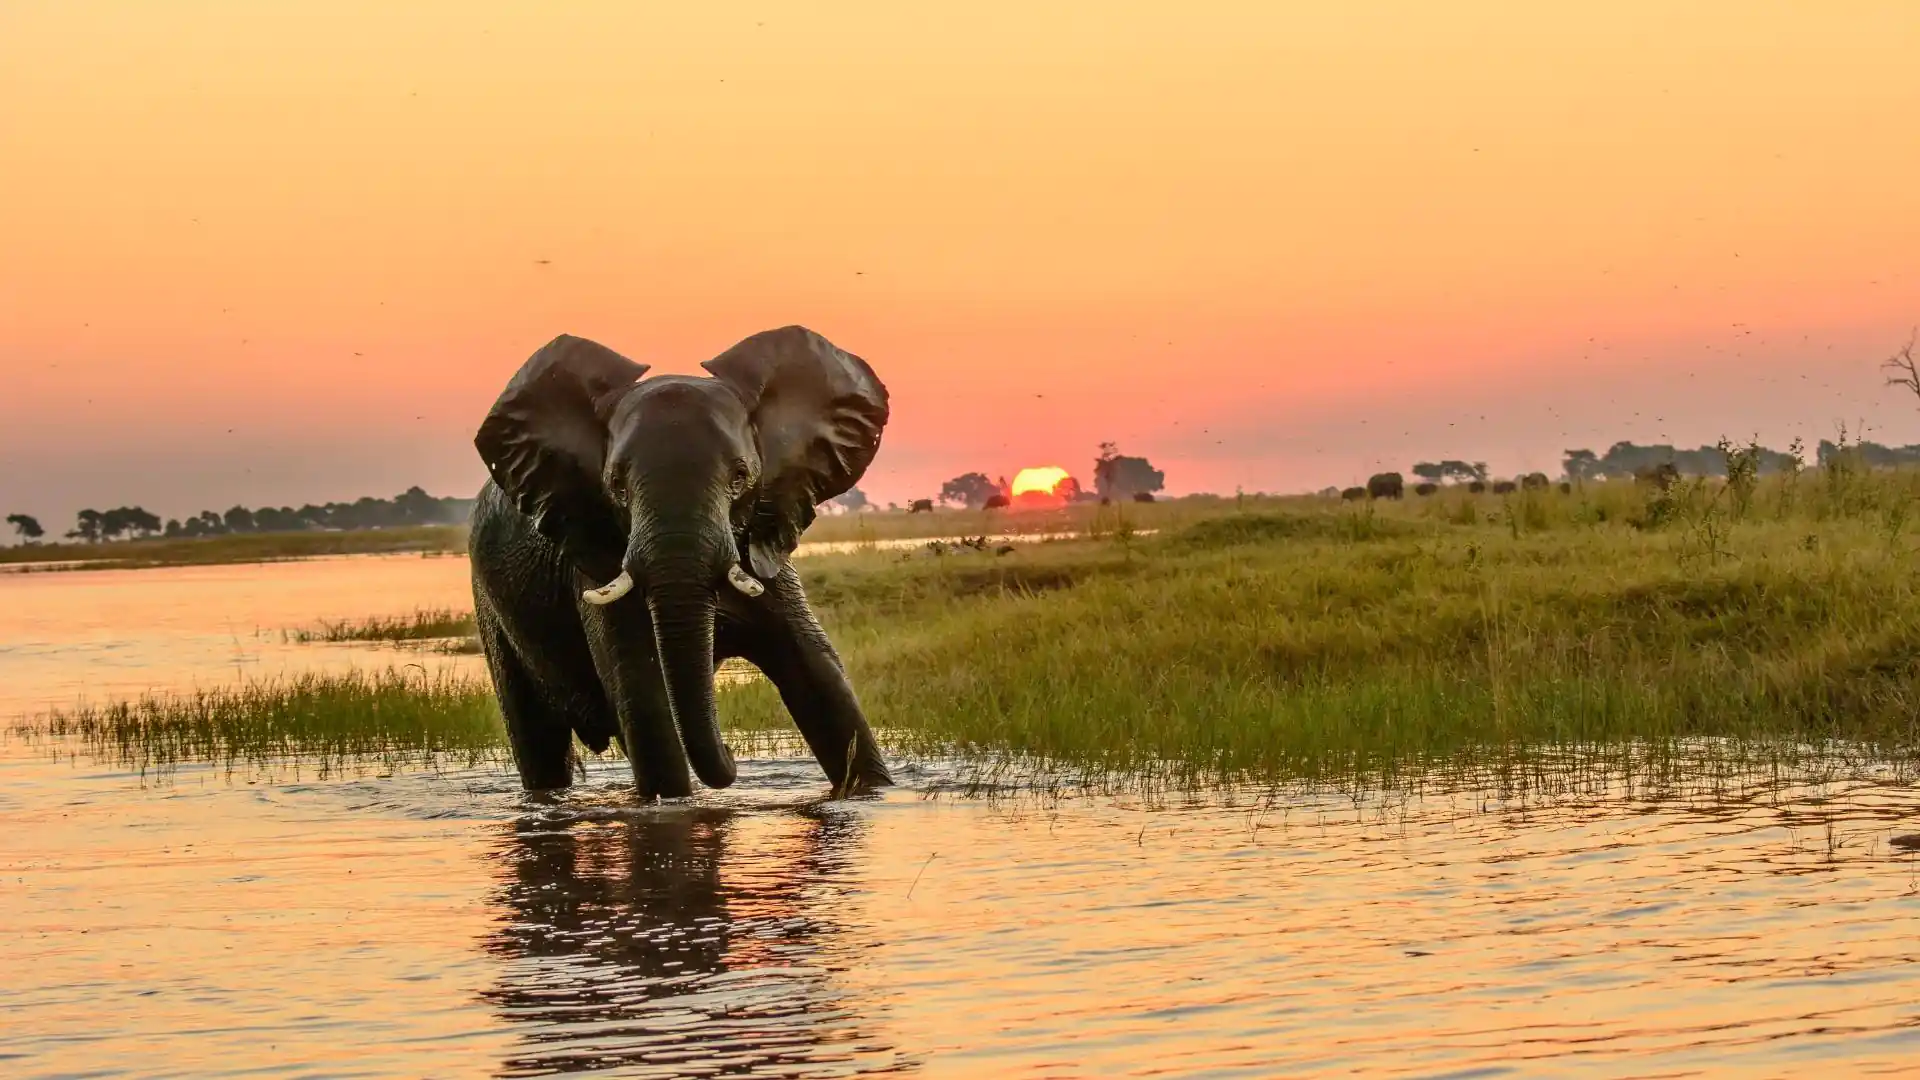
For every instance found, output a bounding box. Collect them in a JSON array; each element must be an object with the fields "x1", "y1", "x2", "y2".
[
  {"x1": 1405, "y1": 438, "x2": 1920, "y2": 489},
  {"x1": 5, "y1": 487, "x2": 477, "y2": 544}
]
